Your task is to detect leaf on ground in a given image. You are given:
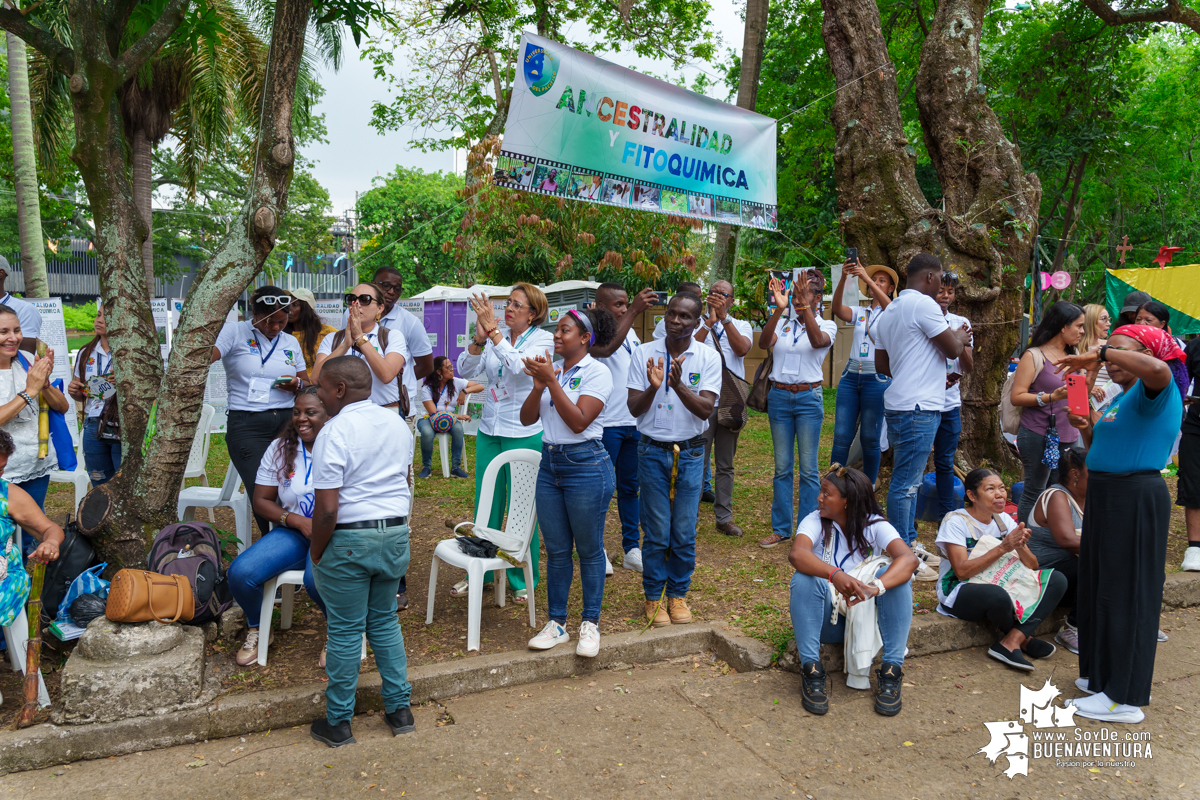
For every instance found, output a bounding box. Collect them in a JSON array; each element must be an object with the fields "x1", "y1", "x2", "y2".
[
  {"x1": 903, "y1": 741, "x2": 914, "y2": 747},
  {"x1": 185, "y1": 759, "x2": 207, "y2": 769}
]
